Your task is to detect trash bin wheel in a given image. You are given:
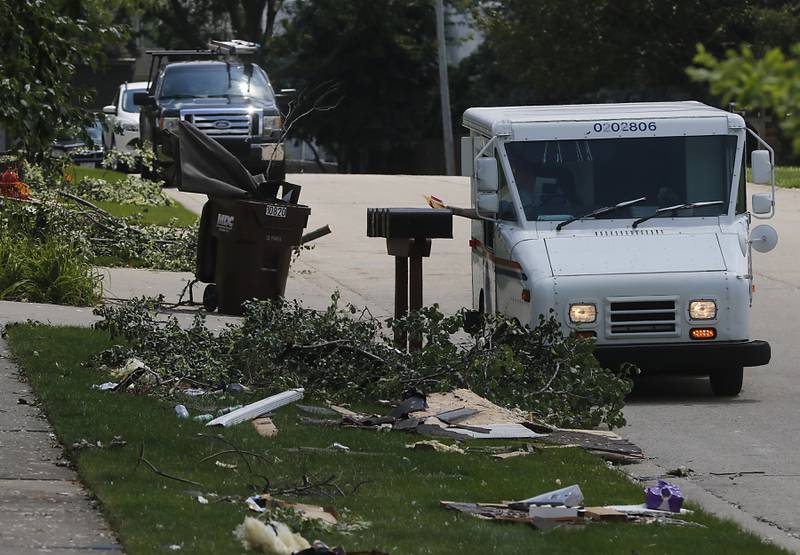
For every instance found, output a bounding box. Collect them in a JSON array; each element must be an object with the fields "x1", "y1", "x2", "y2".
[
  {"x1": 709, "y1": 367, "x2": 743, "y2": 397},
  {"x1": 202, "y1": 284, "x2": 218, "y2": 312}
]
